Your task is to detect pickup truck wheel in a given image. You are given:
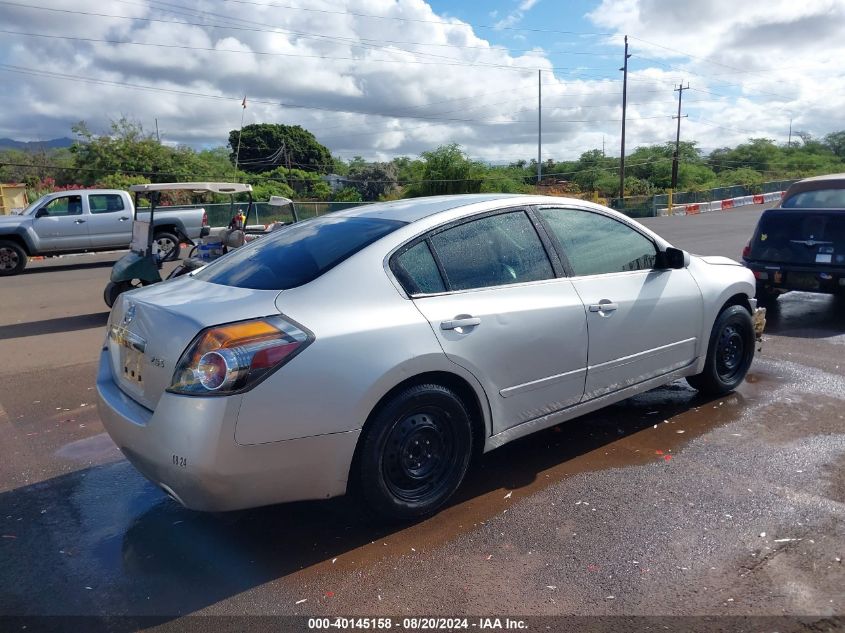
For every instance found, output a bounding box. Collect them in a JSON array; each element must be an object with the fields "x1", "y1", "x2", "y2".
[
  {"x1": 154, "y1": 231, "x2": 181, "y2": 261},
  {"x1": 687, "y1": 305, "x2": 755, "y2": 396},
  {"x1": 0, "y1": 240, "x2": 27, "y2": 276}
]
